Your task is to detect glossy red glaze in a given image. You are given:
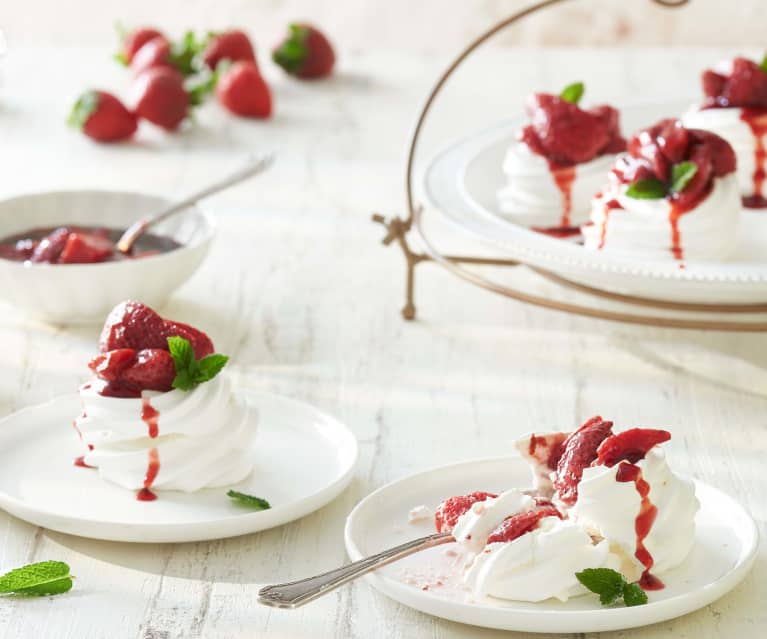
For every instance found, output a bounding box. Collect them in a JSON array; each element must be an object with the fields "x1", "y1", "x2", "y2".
[
  {"x1": 73, "y1": 455, "x2": 95, "y2": 468},
  {"x1": 741, "y1": 108, "x2": 767, "y2": 208},
  {"x1": 138, "y1": 399, "x2": 160, "y2": 501},
  {"x1": 598, "y1": 199, "x2": 623, "y2": 249},
  {"x1": 550, "y1": 164, "x2": 576, "y2": 227}
]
